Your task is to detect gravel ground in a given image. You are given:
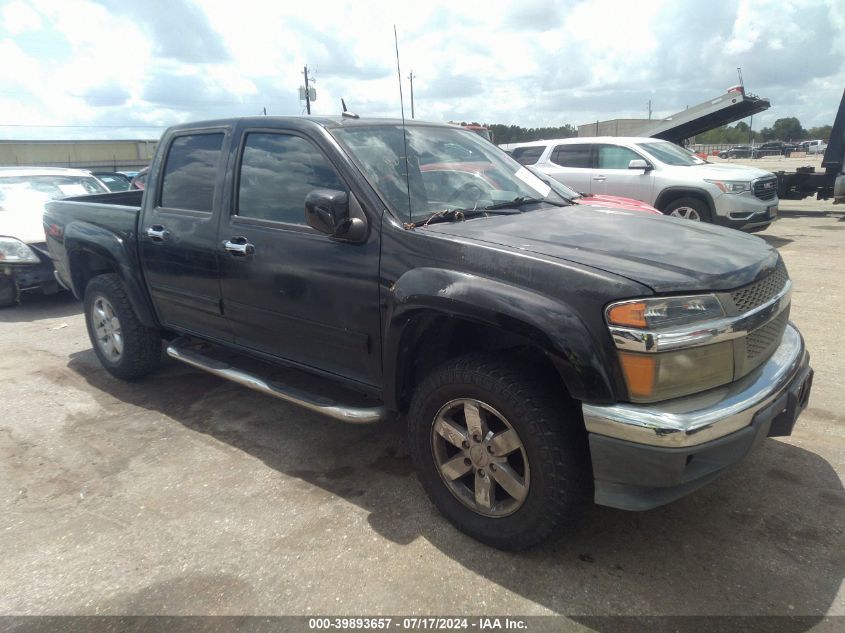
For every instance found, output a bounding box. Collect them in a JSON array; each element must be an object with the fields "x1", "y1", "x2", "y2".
[{"x1": 0, "y1": 208, "x2": 843, "y2": 626}]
